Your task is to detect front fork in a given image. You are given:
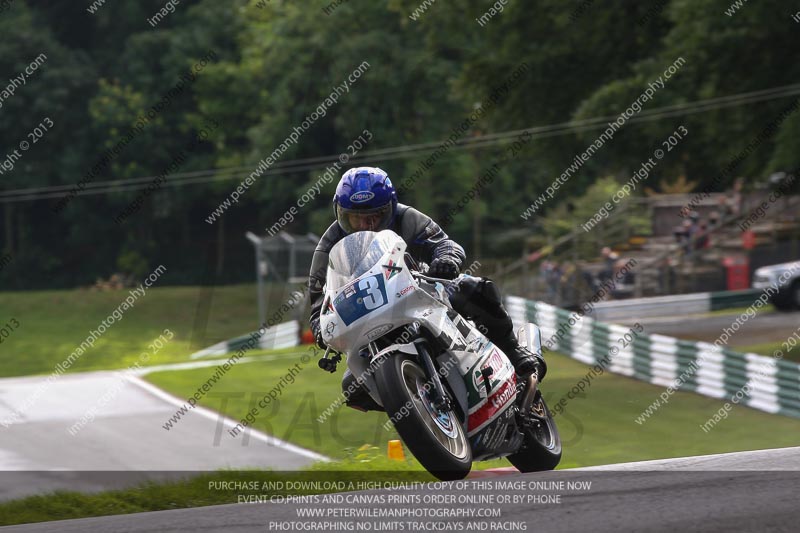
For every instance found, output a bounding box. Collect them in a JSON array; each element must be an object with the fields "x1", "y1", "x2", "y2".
[
  {"x1": 413, "y1": 338, "x2": 452, "y2": 411},
  {"x1": 370, "y1": 322, "x2": 453, "y2": 412}
]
